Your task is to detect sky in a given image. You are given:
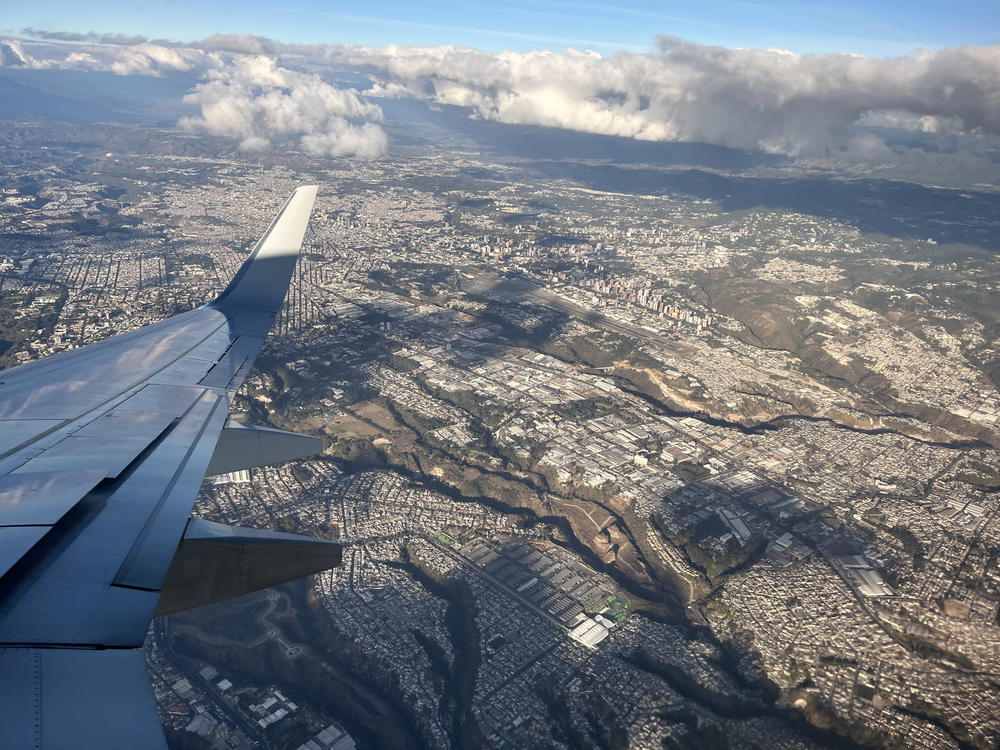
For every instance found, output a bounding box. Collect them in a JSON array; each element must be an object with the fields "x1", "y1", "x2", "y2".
[{"x1": 5, "y1": 0, "x2": 998, "y2": 57}]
